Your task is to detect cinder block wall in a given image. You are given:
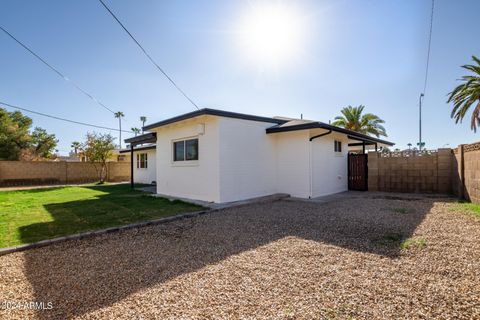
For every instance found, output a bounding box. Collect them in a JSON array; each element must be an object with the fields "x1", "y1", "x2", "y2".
[
  {"x1": 459, "y1": 143, "x2": 480, "y2": 202},
  {"x1": 368, "y1": 148, "x2": 452, "y2": 194},
  {"x1": 0, "y1": 161, "x2": 130, "y2": 187}
]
